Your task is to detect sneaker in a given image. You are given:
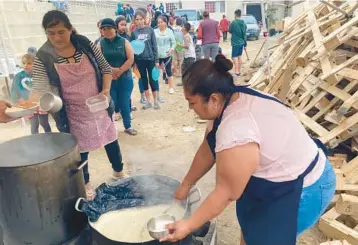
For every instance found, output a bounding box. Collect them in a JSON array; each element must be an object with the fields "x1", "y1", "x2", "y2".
[
  {"x1": 169, "y1": 88, "x2": 175, "y2": 94},
  {"x1": 158, "y1": 97, "x2": 165, "y2": 103},
  {"x1": 154, "y1": 102, "x2": 160, "y2": 110},
  {"x1": 124, "y1": 128, "x2": 138, "y2": 135},
  {"x1": 140, "y1": 97, "x2": 147, "y2": 104},
  {"x1": 142, "y1": 103, "x2": 153, "y2": 110},
  {"x1": 165, "y1": 79, "x2": 168, "y2": 84},
  {"x1": 131, "y1": 105, "x2": 137, "y2": 111},
  {"x1": 176, "y1": 82, "x2": 183, "y2": 86}
]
